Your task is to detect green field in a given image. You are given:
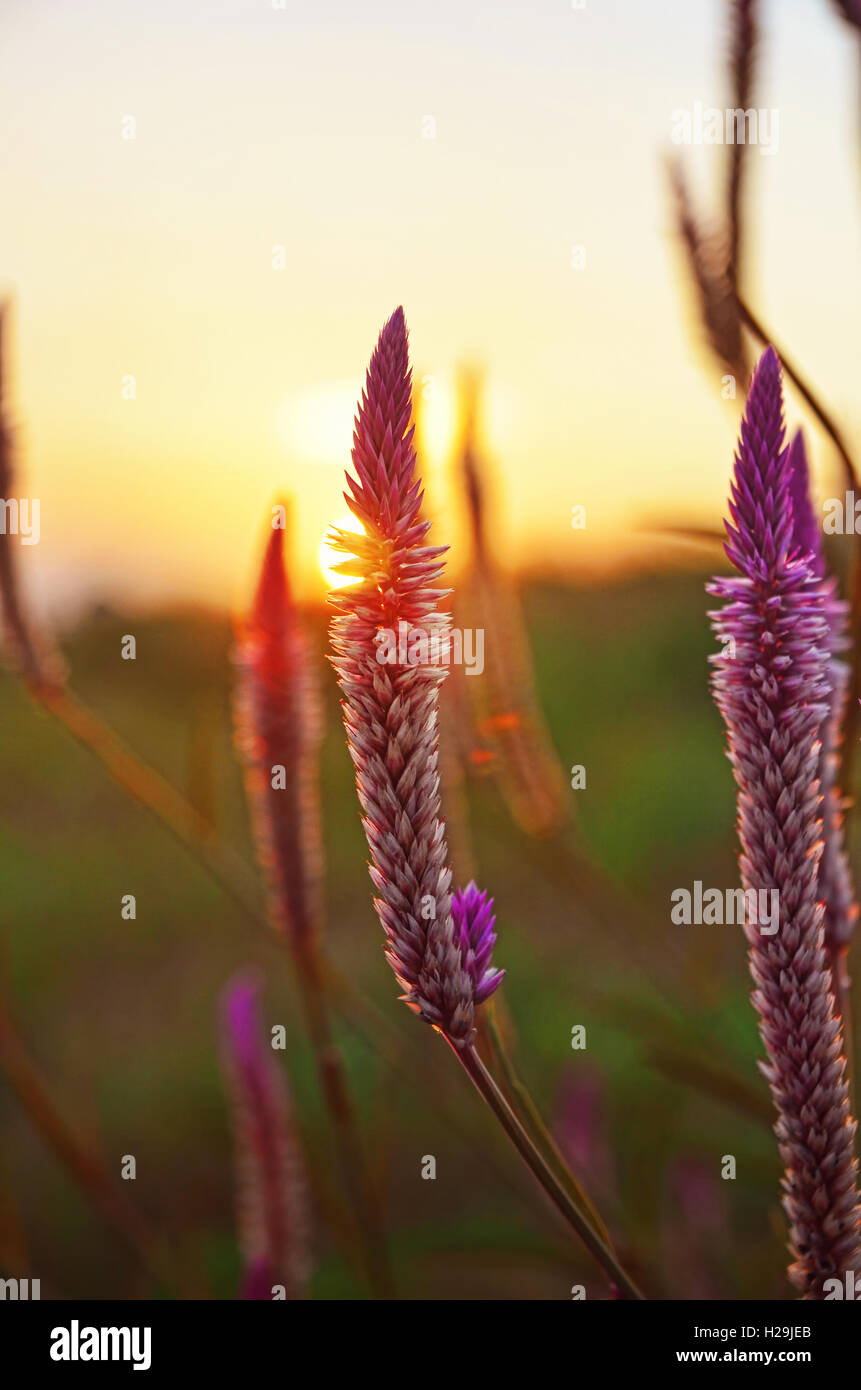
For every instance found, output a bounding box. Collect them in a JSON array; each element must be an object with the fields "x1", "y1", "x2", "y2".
[{"x1": 0, "y1": 571, "x2": 842, "y2": 1299}]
